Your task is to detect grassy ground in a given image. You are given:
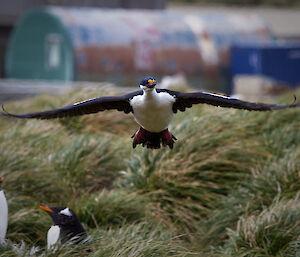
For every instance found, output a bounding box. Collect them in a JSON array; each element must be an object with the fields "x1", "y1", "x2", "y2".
[{"x1": 0, "y1": 87, "x2": 299, "y2": 256}]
